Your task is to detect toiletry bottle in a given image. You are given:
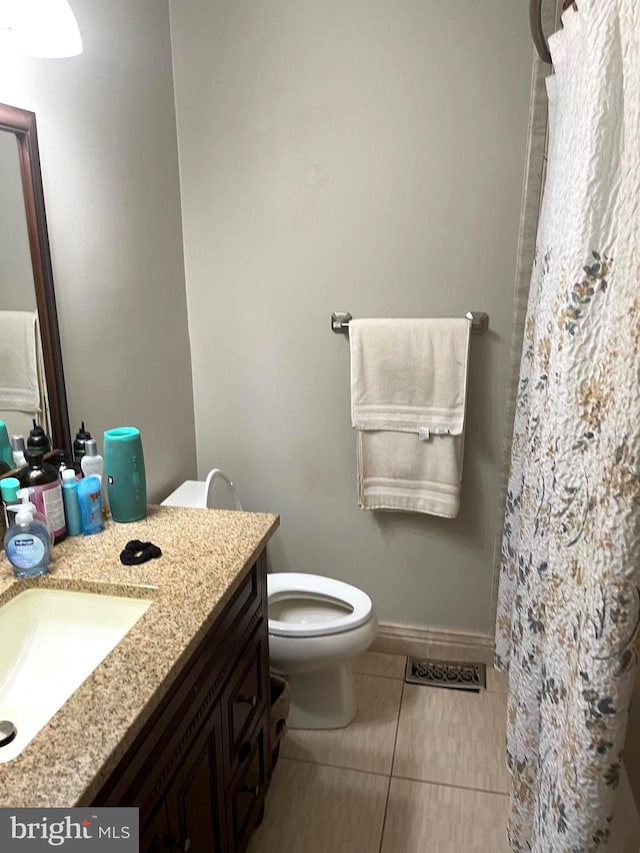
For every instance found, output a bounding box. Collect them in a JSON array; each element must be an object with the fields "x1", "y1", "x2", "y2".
[
  {"x1": 10, "y1": 435, "x2": 26, "y2": 467},
  {"x1": 81, "y1": 439, "x2": 108, "y2": 517},
  {"x1": 4, "y1": 498, "x2": 50, "y2": 578},
  {"x1": 61, "y1": 469, "x2": 82, "y2": 536},
  {"x1": 26, "y1": 419, "x2": 51, "y2": 454},
  {"x1": 0, "y1": 477, "x2": 20, "y2": 531},
  {"x1": 16, "y1": 487, "x2": 54, "y2": 546},
  {"x1": 103, "y1": 427, "x2": 147, "y2": 522},
  {"x1": 77, "y1": 475, "x2": 103, "y2": 535},
  {"x1": 53, "y1": 450, "x2": 82, "y2": 478},
  {"x1": 0, "y1": 421, "x2": 13, "y2": 468},
  {"x1": 19, "y1": 450, "x2": 66, "y2": 543},
  {"x1": 73, "y1": 422, "x2": 92, "y2": 464}
]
